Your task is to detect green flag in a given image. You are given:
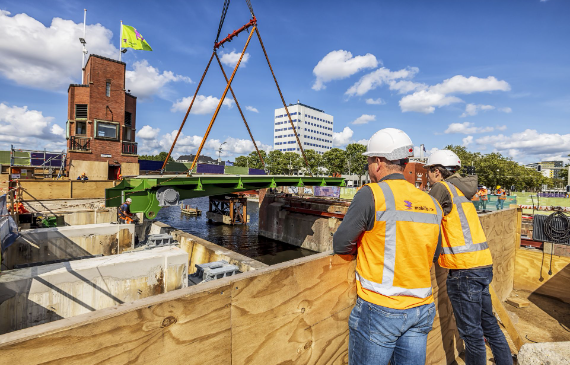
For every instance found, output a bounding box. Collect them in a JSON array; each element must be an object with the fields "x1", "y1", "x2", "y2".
[{"x1": 121, "y1": 24, "x2": 153, "y2": 51}]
